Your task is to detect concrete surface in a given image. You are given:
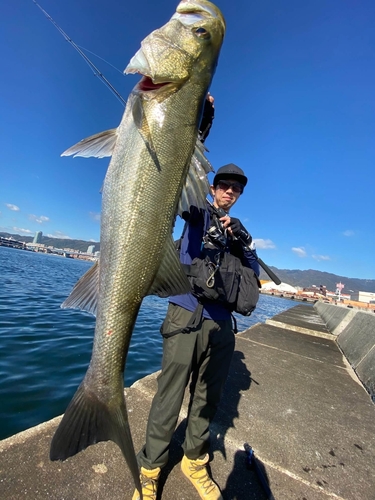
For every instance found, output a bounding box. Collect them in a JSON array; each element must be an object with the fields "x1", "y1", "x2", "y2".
[
  {"x1": 1, "y1": 304, "x2": 374, "y2": 500},
  {"x1": 314, "y1": 302, "x2": 355, "y2": 335},
  {"x1": 266, "y1": 303, "x2": 332, "y2": 339},
  {"x1": 356, "y1": 349, "x2": 375, "y2": 403},
  {"x1": 336, "y1": 311, "x2": 375, "y2": 368},
  {"x1": 314, "y1": 302, "x2": 375, "y2": 401}
]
